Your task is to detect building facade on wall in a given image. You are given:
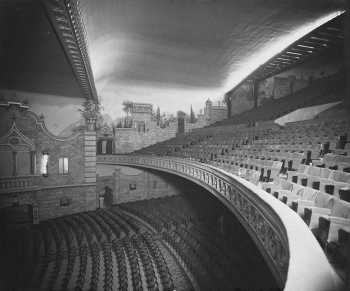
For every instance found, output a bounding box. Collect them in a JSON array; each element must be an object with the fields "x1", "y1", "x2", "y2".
[
  {"x1": 112, "y1": 102, "x2": 178, "y2": 153},
  {"x1": 0, "y1": 100, "x2": 97, "y2": 222},
  {"x1": 204, "y1": 98, "x2": 228, "y2": 125},
  {"x1": 97, "y1": 100, "x2": 227, "y2": 154},
  {"x1": 131, "y1": 103, "x2": 153, "y2": 132},
  {"x1": 226, "y1": 53, "x2": 344, "y2": 116},
  {"x1": 97, "y1": 123, "x2": 115, "y2": 155}
]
